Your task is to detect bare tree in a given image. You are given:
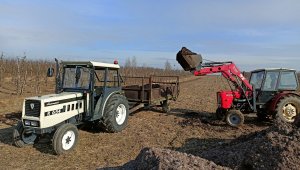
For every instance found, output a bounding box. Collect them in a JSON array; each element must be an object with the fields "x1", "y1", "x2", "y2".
[
  {"x1": 125, "y1": 58, "x2": 132, "y2": 68},
  {"x1": 0, "y1": 52, "x2": 3, "y2": 87},
  {"x1": 35, "y1": 63, "x2": 41, "y2": 94},
  {"x1": 14, "y1": 53, "x2": 27, "y2": 95},
  {"x1": 131, "y1": 56, "x2": 137, "y2": 68},
  {"x1": 164, "y1": 60, "x2": 172, "y2": 71}
]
